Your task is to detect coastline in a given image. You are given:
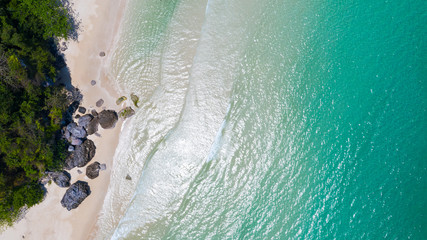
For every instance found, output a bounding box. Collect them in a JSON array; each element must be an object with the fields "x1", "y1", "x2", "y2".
[{"x1": 0, "y1": 0, "x2": 127, "y2": 239}]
